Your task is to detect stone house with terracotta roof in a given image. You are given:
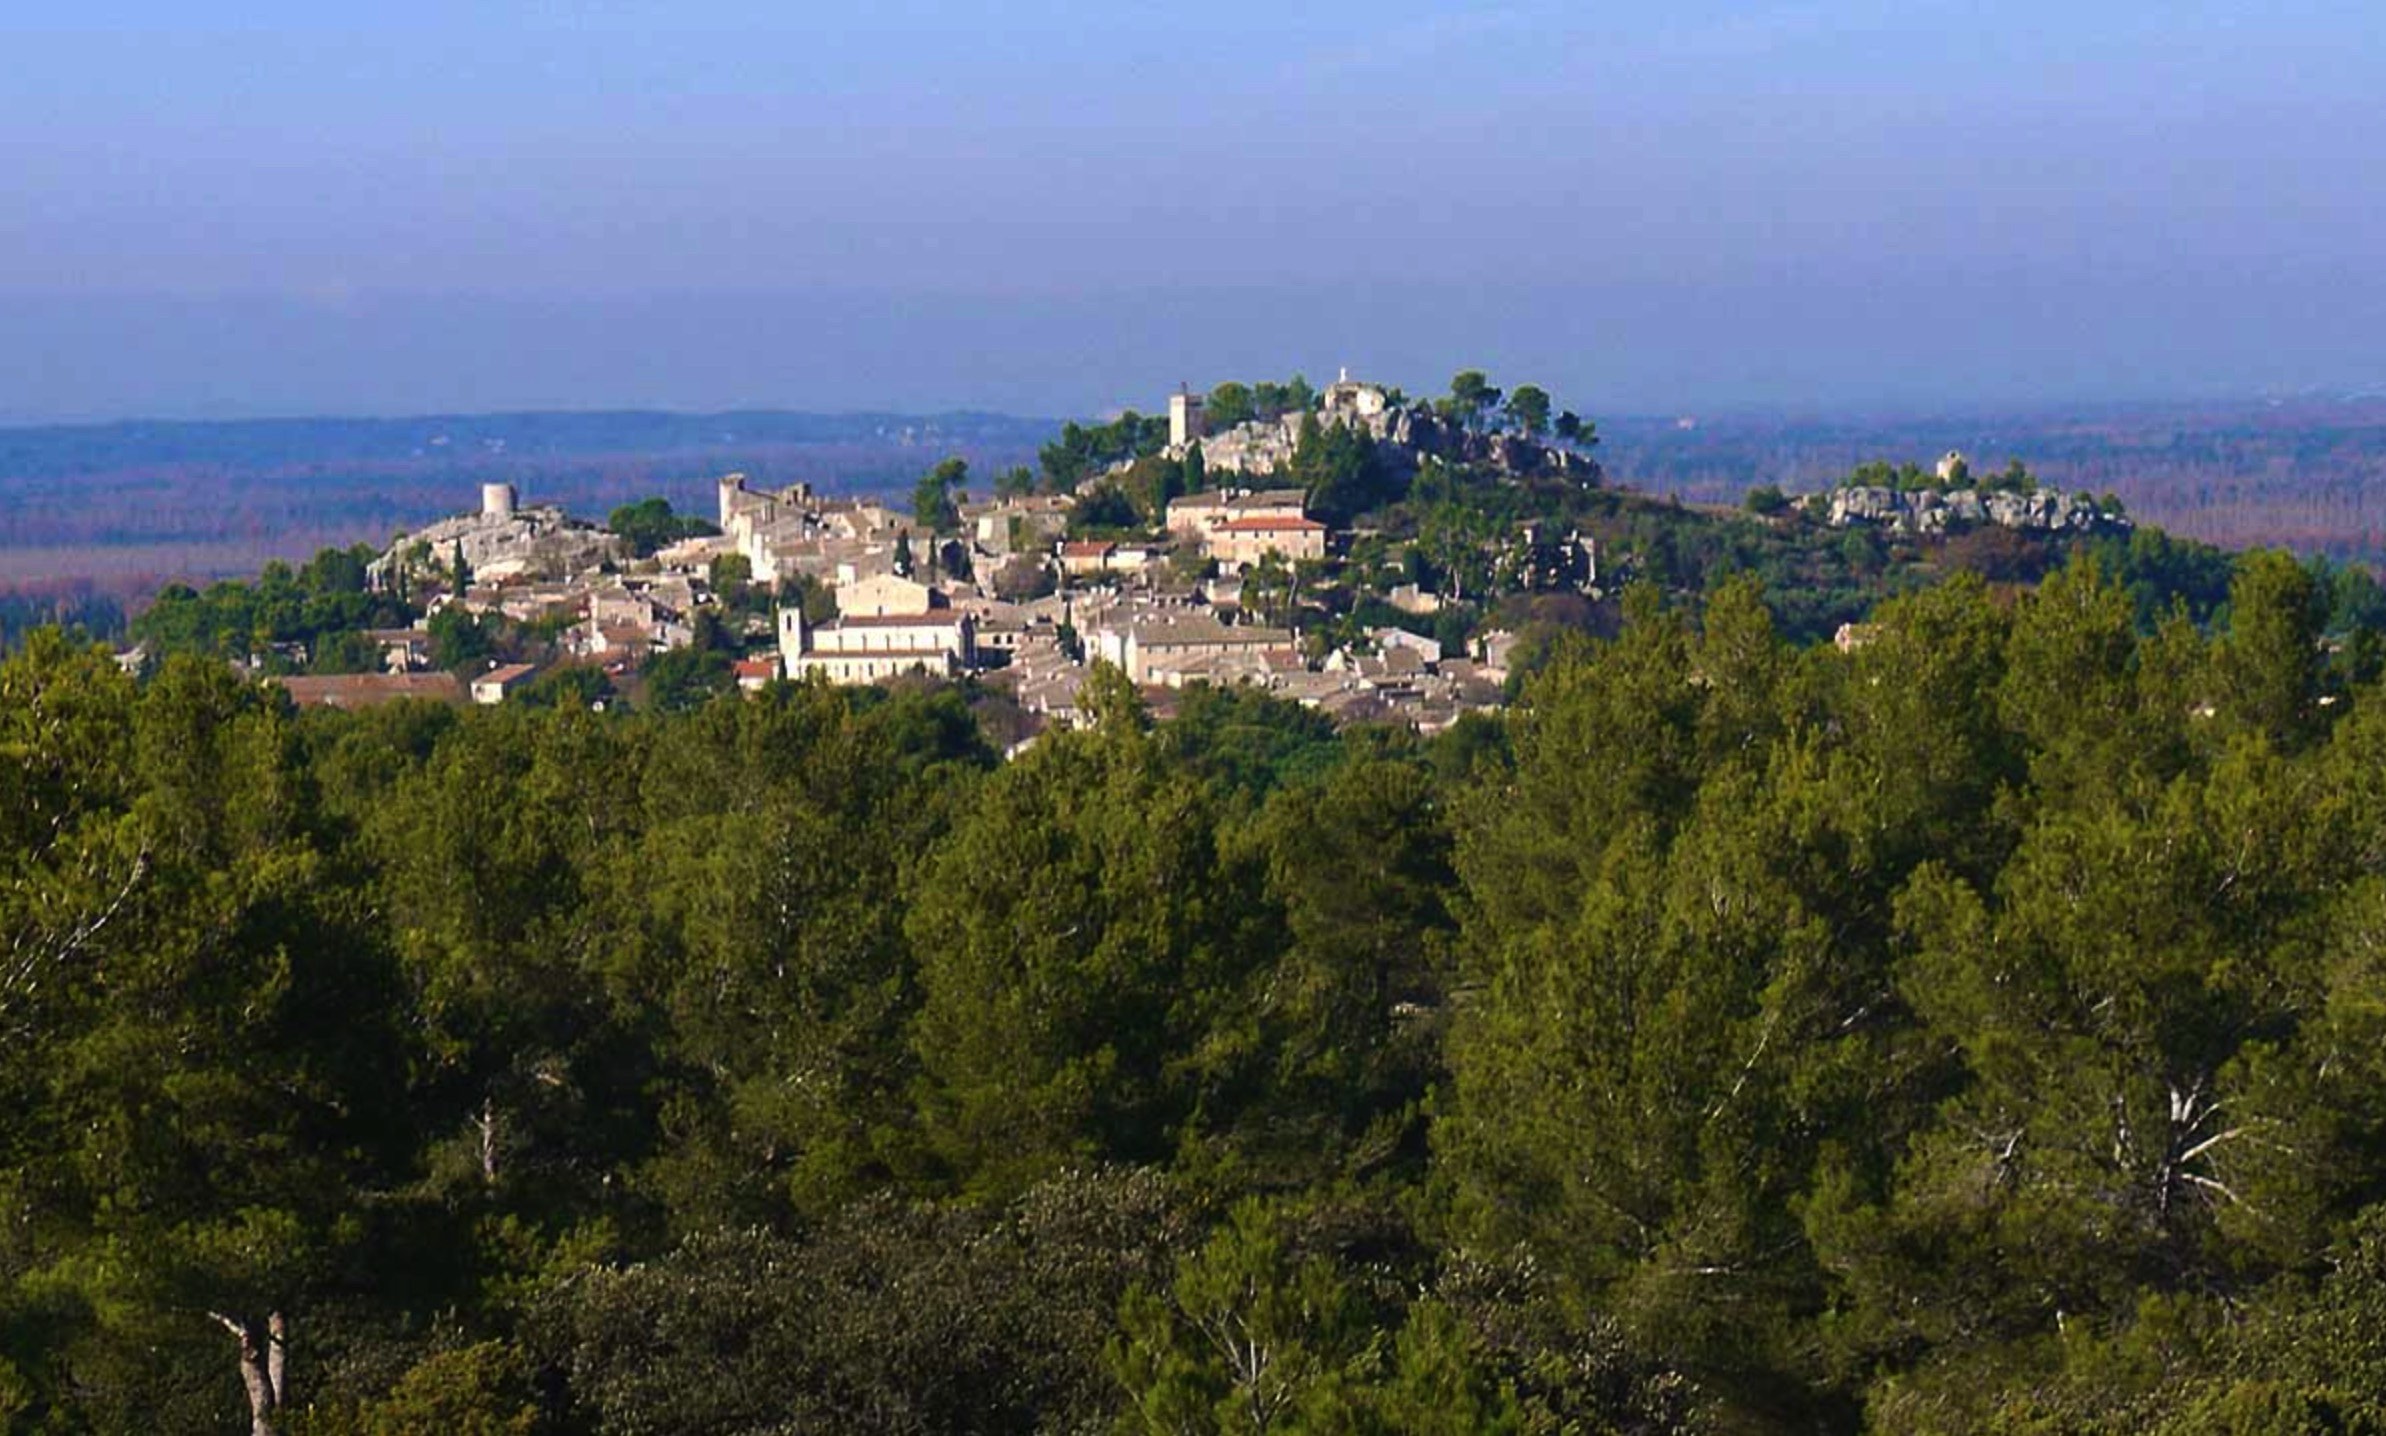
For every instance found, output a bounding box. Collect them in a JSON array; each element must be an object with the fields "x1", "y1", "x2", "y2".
[{"x1": 1205, "y1": 515, "x2": 1327, "y2": 567}]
